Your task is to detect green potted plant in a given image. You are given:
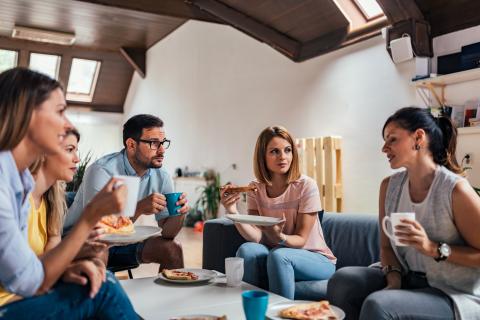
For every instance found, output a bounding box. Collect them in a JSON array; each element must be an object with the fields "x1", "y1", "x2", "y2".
[
  {"x1": 65, "y1": 151, "x2": 93, "y2": 207},
  {"x1": 195, "y1": 169, "x2": 221, "y2": 221}
]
